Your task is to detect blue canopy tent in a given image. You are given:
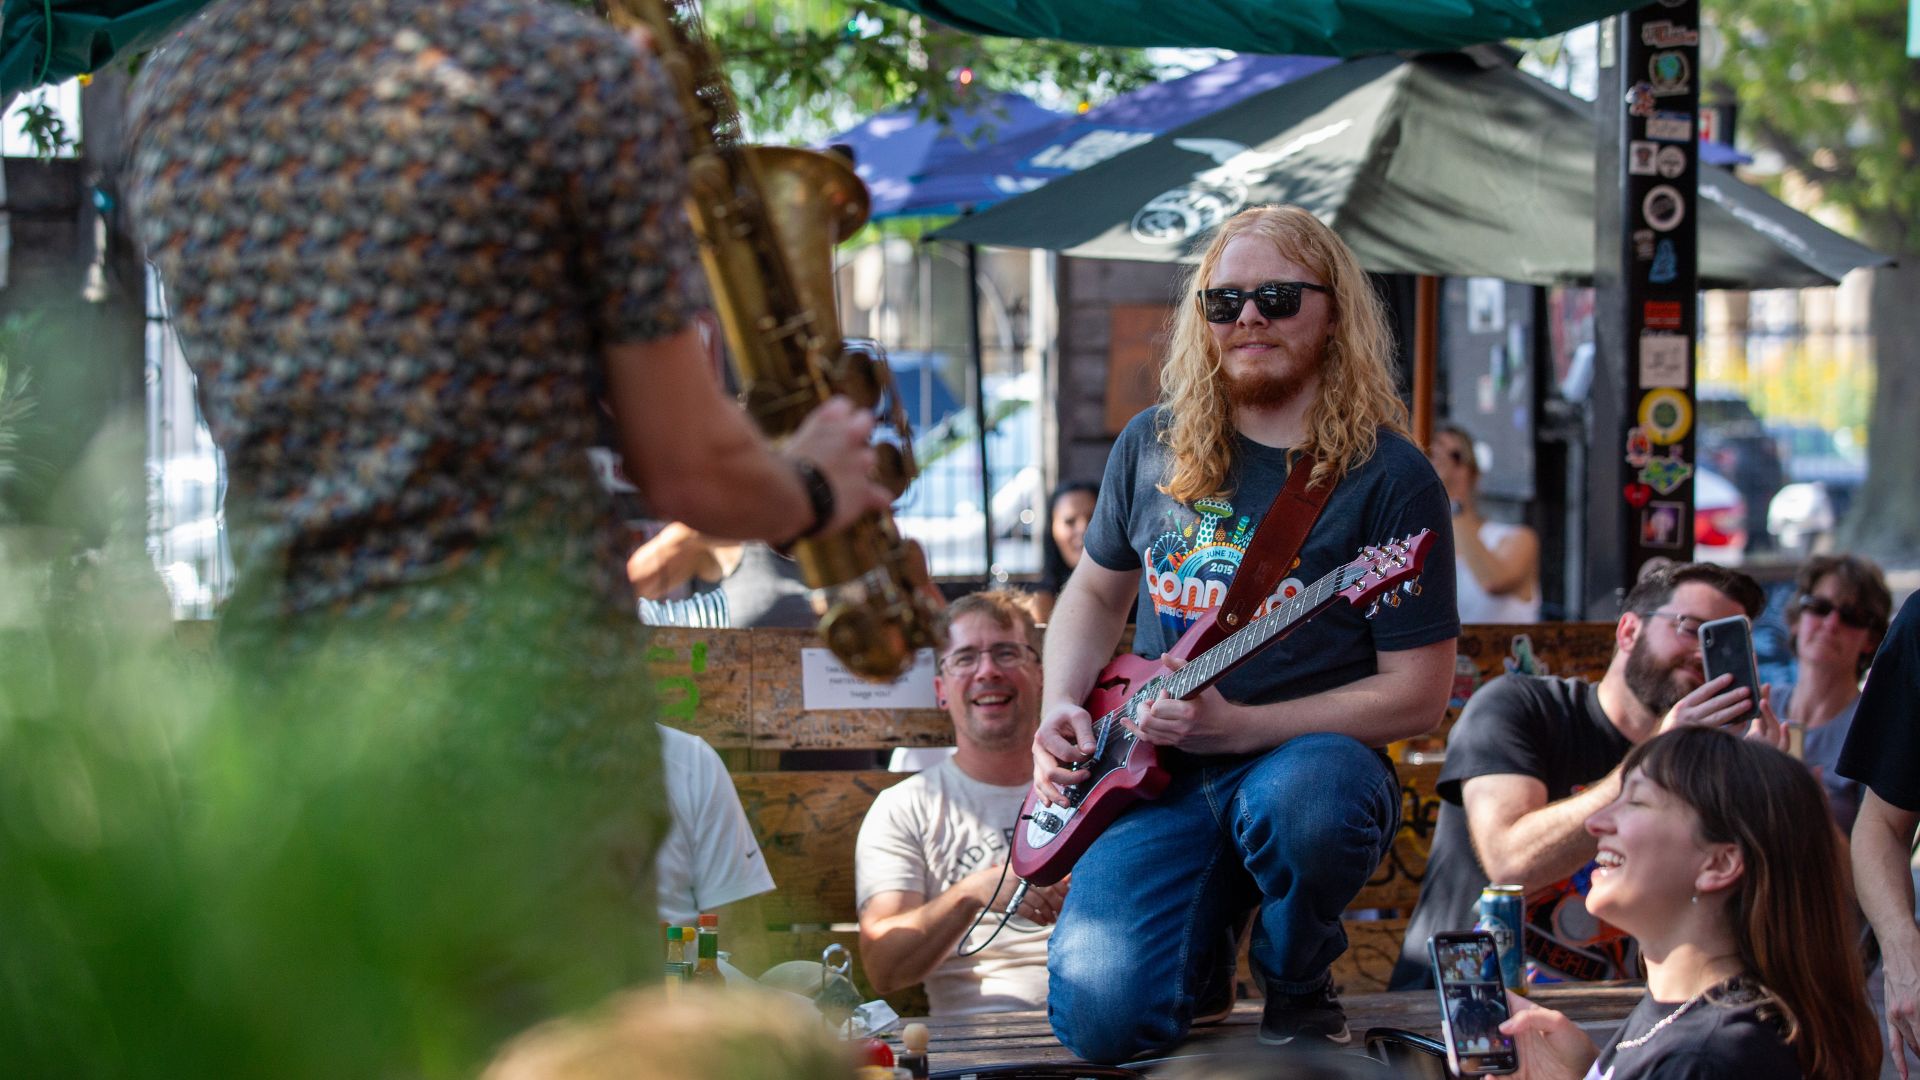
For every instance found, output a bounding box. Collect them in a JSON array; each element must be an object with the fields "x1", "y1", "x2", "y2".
[
  {"x1": 825, "y1": 91, "x2": 1068, "y2": 219},
  {"x1": 924, "y1": 53, "x2": 1340, "y2": 202}
]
